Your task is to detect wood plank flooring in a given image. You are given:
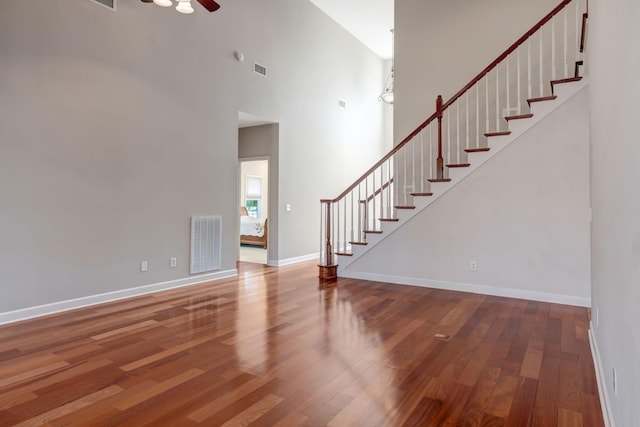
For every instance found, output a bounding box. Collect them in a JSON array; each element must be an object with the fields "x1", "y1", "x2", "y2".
[{"x1": 0, "y1": 261, "x2": 604, "y2": 426}]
